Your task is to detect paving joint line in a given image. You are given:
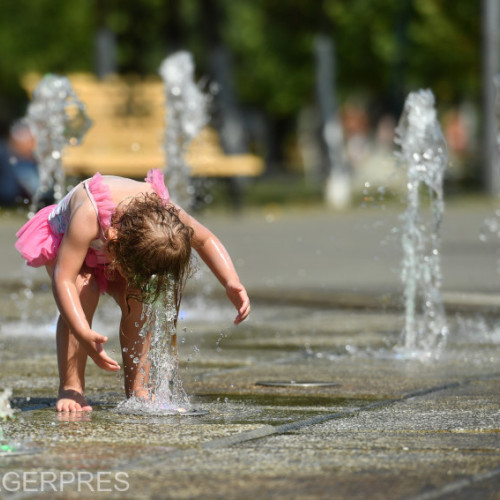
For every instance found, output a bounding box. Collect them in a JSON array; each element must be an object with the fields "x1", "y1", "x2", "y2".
[
  {"x1": 404, "y1": 464, "x2": 500, "y2": 500},
  {"x1": 119, "y1": 373, "x2": 500, "y2": 471}
]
